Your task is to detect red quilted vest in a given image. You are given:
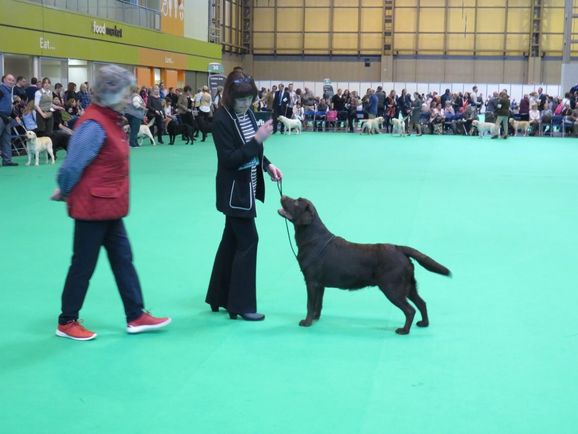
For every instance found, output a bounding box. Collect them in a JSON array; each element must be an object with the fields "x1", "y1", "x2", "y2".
[{"x1": 67, "y1": 104, "x2": 130, "y2": 220}]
